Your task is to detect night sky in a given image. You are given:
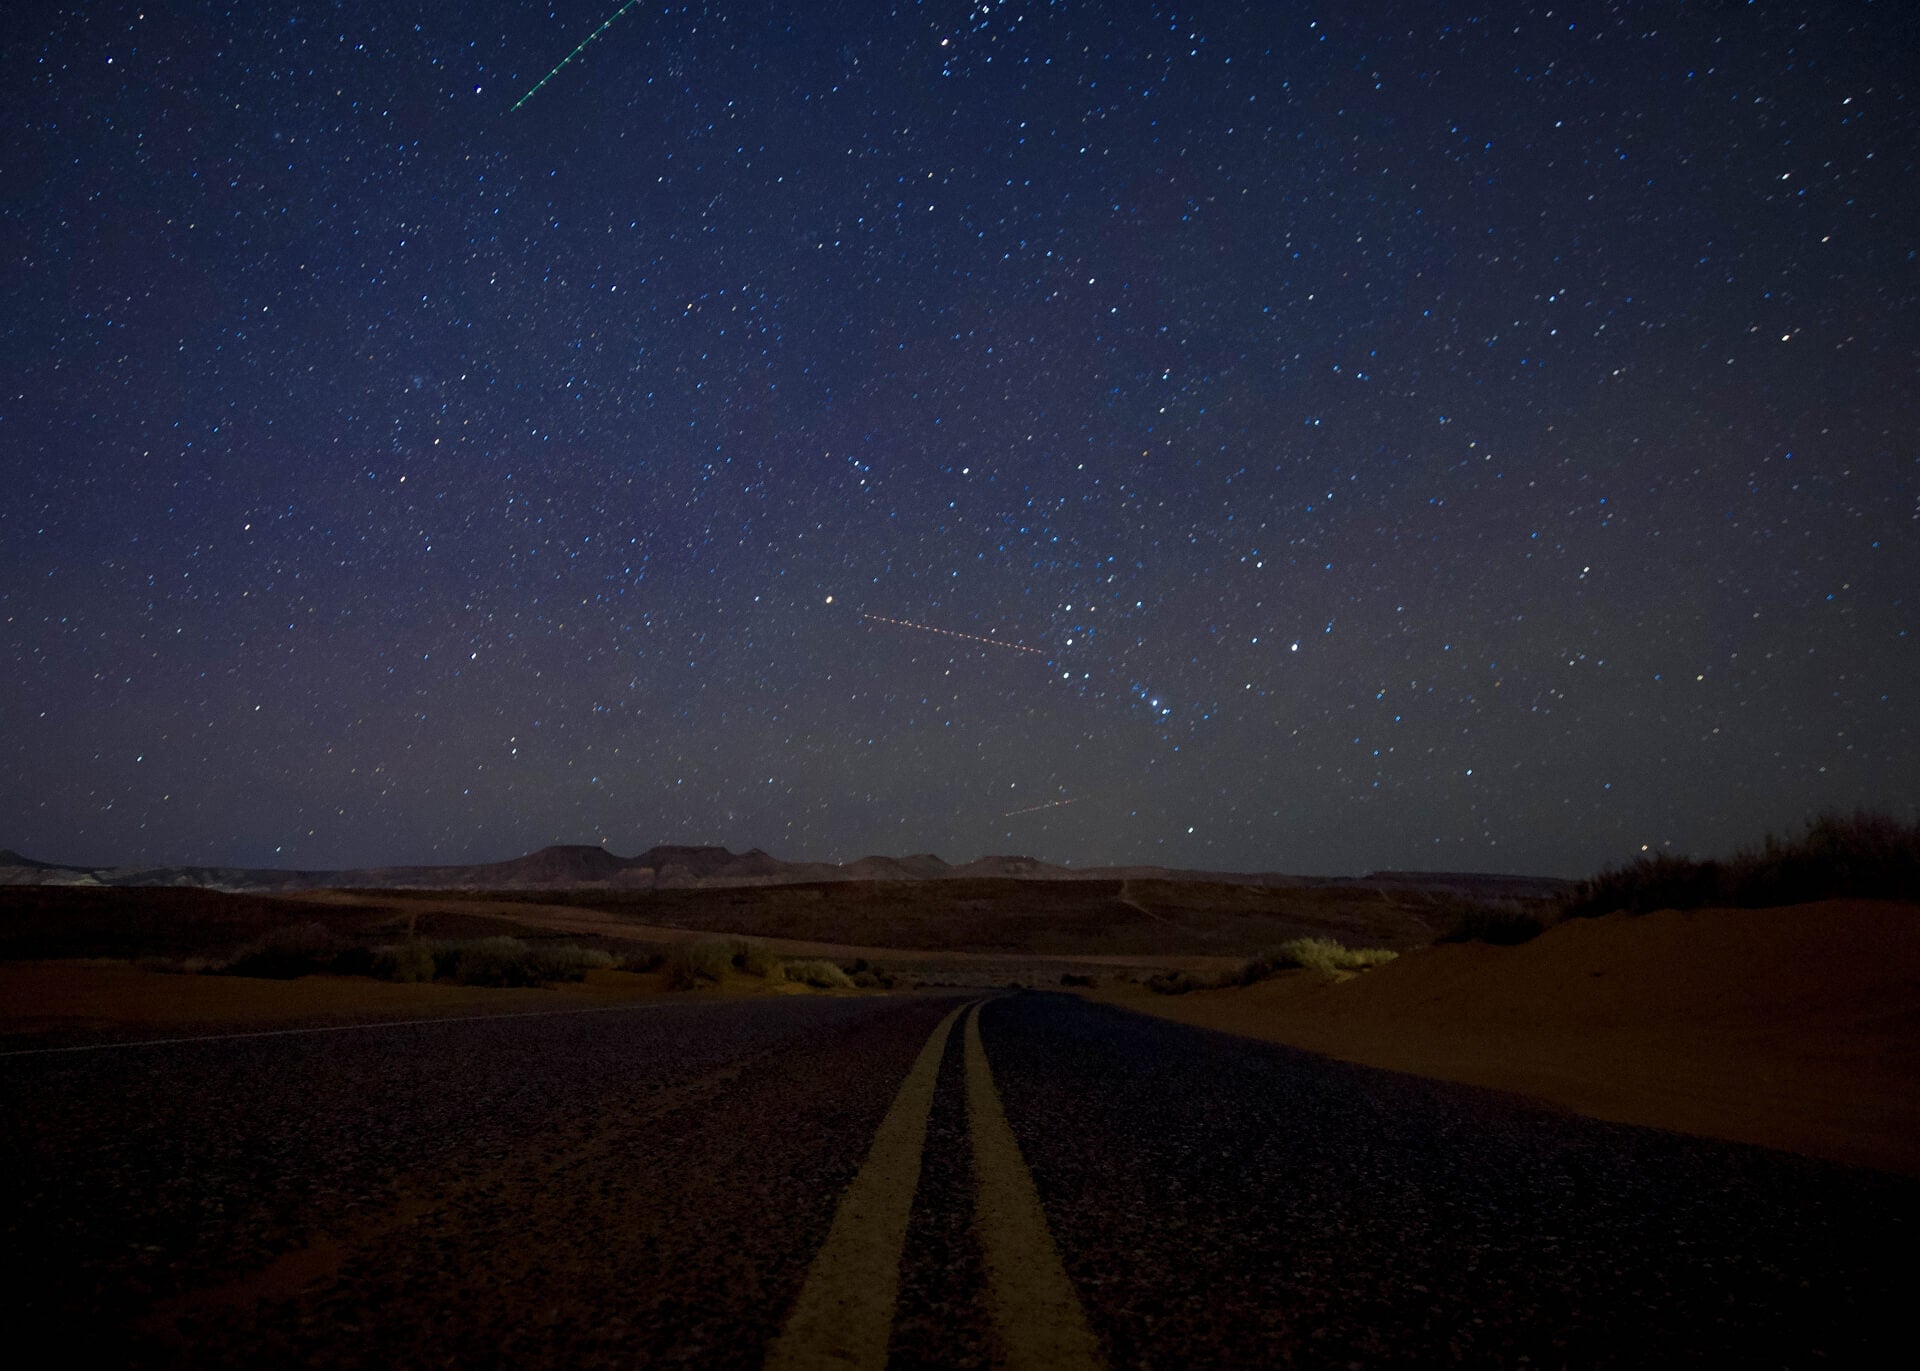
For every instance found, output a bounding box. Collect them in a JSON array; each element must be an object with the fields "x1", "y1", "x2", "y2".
[{"x1": 4, "y1": 2, "x2": 1915, "y2": 877}]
